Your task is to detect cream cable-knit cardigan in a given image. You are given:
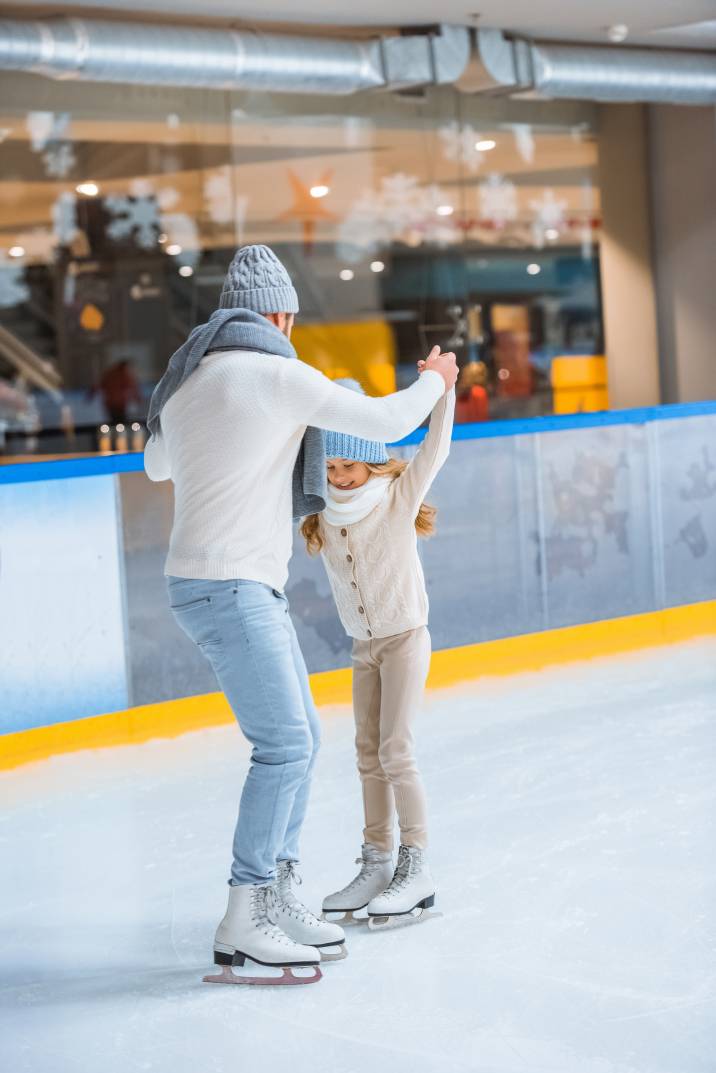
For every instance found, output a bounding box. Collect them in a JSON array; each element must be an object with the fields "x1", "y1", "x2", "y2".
[{"x1": 317, "y1": 389, "x2": 455, "y2": 640}]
